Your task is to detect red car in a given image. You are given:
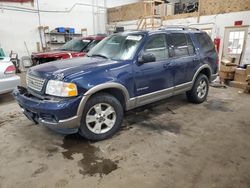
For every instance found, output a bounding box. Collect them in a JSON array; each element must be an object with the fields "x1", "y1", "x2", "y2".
[{"x1": 31, "y1": 35, "x2": 105, "y2": 65}]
